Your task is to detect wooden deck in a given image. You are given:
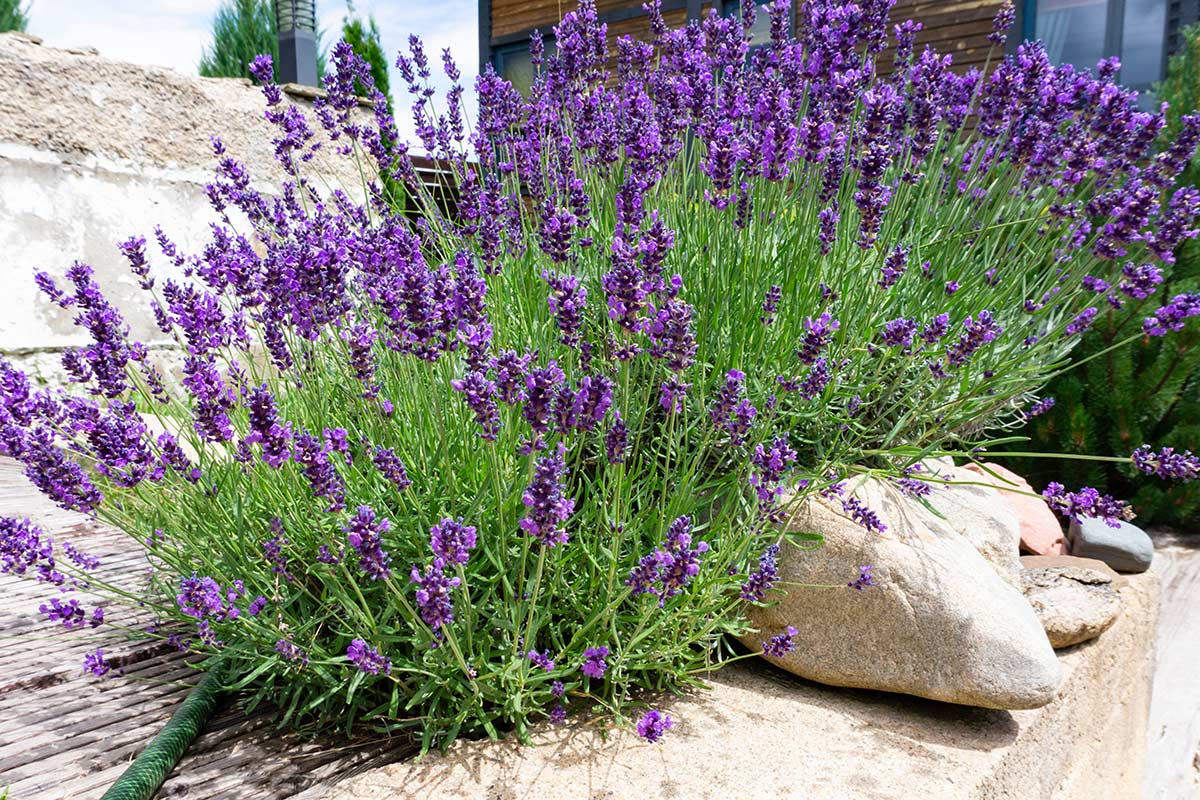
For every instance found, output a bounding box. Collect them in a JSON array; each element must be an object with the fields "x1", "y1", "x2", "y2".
[
  {"x1": 1145, "y1": 529, "x2": 1200, "y2": 799},
  {"x1": 1, "y1": 454, "x2": 1197, "y2": 798},
  {"x1": 0, "y1": 458, "x2": 414, "y2": 799}
]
